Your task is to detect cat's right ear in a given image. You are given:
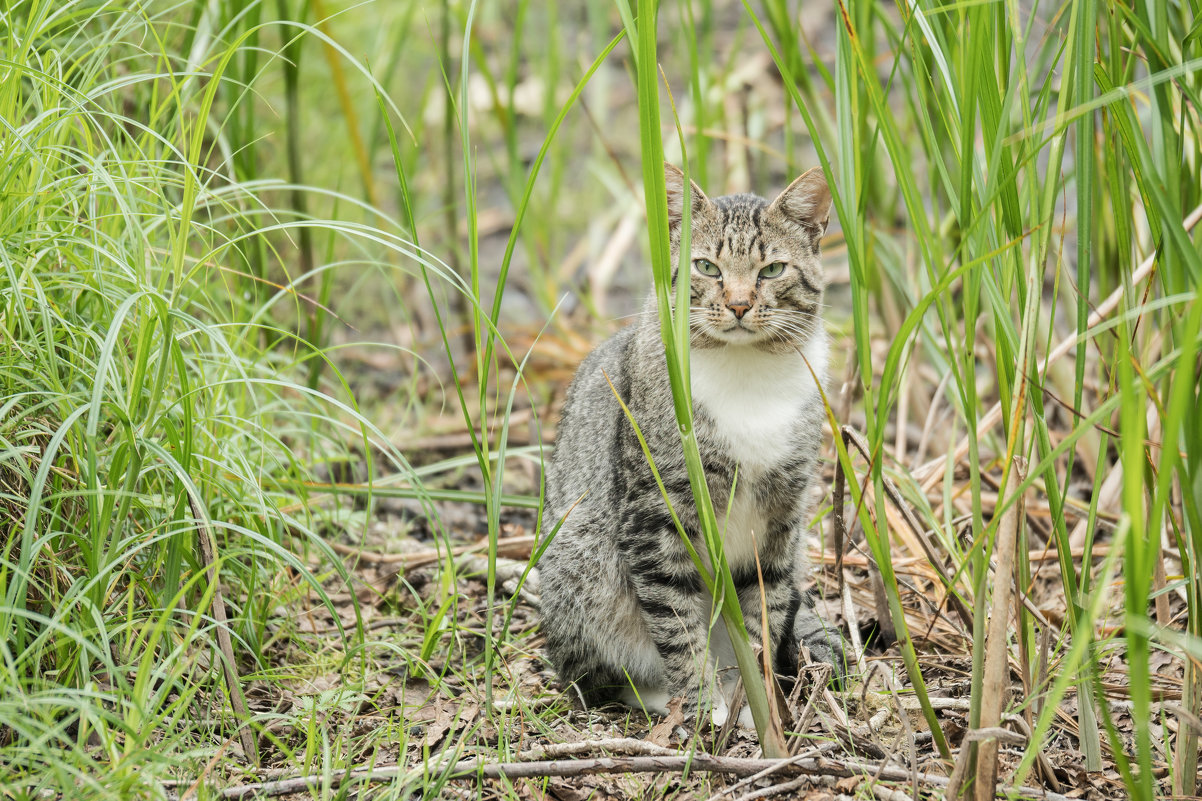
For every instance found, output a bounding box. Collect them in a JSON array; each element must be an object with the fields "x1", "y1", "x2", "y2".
[
  {"x1": 664, "y1": 163, "x2": 711, "y2": 231},
  {"x1": 769, "y1": 167, "x2": 832, "y2": 236}
]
